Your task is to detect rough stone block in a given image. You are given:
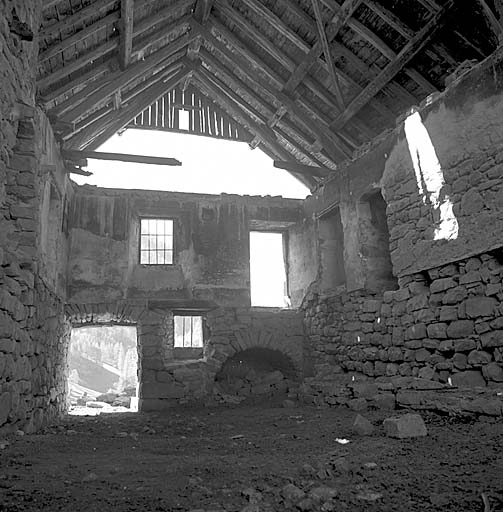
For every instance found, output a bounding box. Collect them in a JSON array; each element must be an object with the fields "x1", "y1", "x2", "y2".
[
  {"x1": 451, "y1": 370, "x2": 486, "y2": 388},
  {"x1": 348, "y1": 398, "x2": 368, "y2": 411},
  {"x1": 353, "y1": 414, "x2": 374, "y2": 435},
  {"x1": 352, "y1": 382, "x2": 378, "y2": 399},
  {"x1": 446, "y1": 320, "x2": 474, "y2": 338},
  {"x1": 427, "y1": 323, "x2": 447, "y2": 339},
  {"x1": 373, "y1": 393, "x2": 396, "y2": 410},
  {"x1": 482, "y1": 362, "x2": 503, "y2": 382},
  {"x1": 383, "y1": 413, "x2": 427, "y2": 438},
  {"x1": 454, "y1": 338, "x2": 477, "y2": 352},
  {"x1": 465, "y1": 297, "x2": 497, "y2": 318},
  {"x1": 430, "y1": 278, "x2": 456, "y2": 294},
  {"x1": 442, "y1": 287, "x2": 468, "y2": 305},
  {"x1": 467, "y1": 350, "x2": 492, "y2": 366},
  {"x1": 481, "y1": 330, "x2": 503, "y2": 348}
]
